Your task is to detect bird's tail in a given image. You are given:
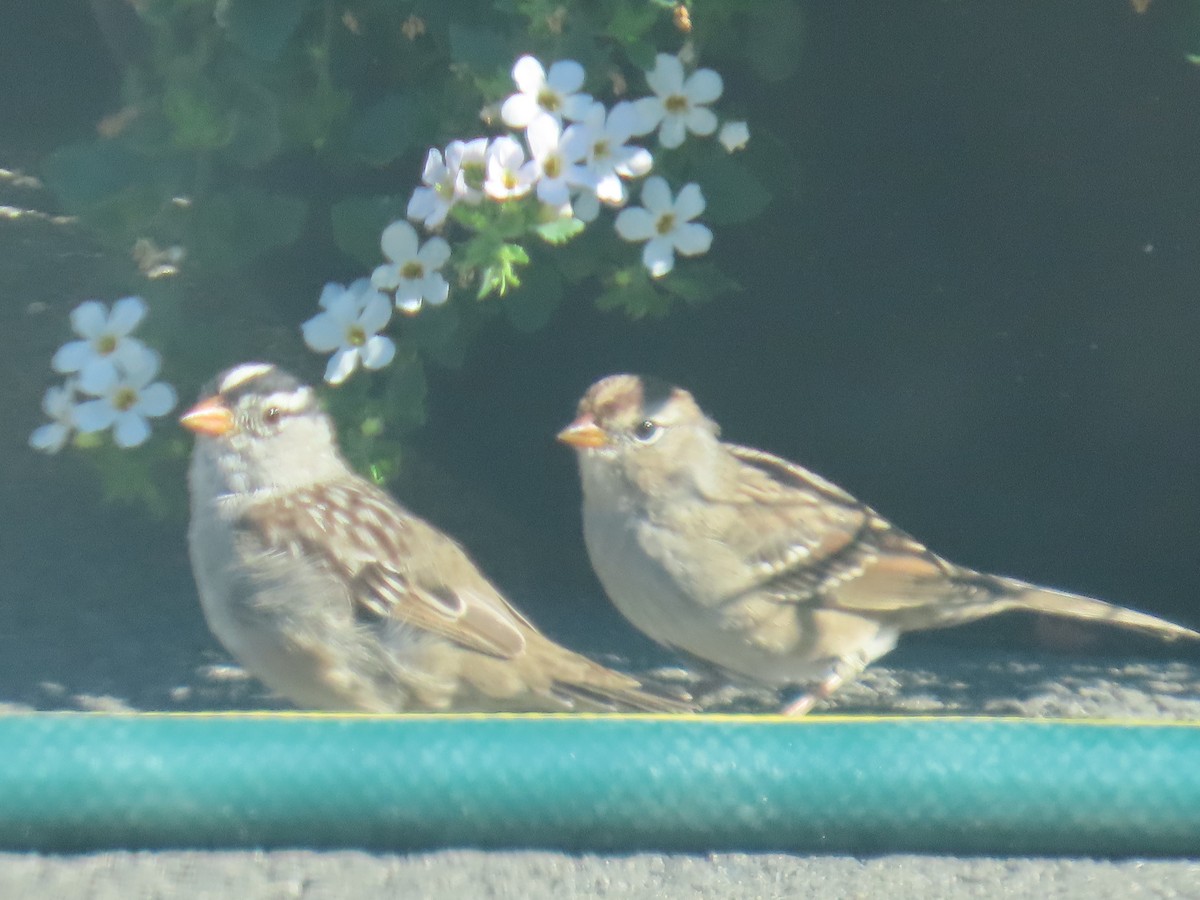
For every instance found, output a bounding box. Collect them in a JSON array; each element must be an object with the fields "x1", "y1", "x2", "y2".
[
  {"x1": 455, "y1": 641, "x2": 695, "y2": 713},
  {"x1": 1004, "y1": 581, "x2": 1200, "y2": 642},
  {"x1": 553, "y1": 672, "x2": 696, "y2": 714},
  {"x1": 548, "y1": 651, "x2": 697, "y2": 713}
]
